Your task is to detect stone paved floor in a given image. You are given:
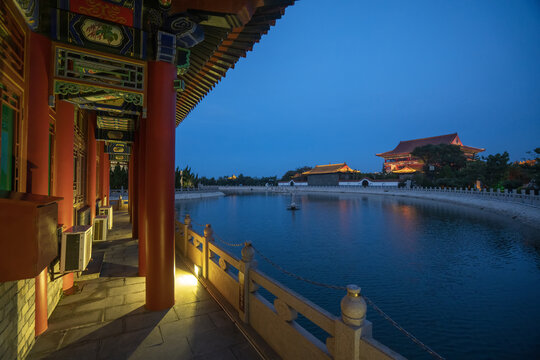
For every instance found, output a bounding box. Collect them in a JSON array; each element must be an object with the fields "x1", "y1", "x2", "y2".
[{"x1": 28, "y1": 211, "x2": 261, "y2": 360}]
